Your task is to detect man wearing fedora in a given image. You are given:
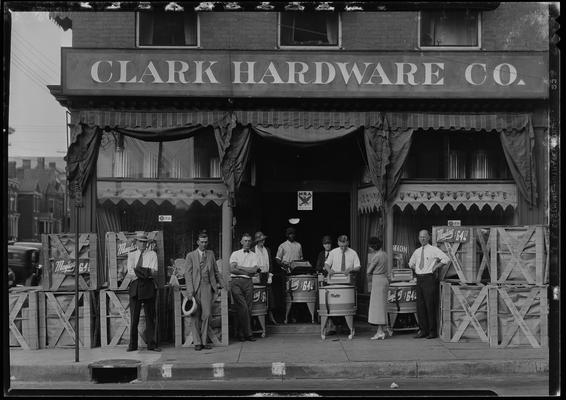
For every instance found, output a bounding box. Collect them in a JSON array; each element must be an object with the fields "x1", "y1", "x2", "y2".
[
  {"x1": 252, "y1": 231, "x2": 278, "y2": 325},
  {"x1": 126, "y1": 233, "x2": 160, "y2": 352},
  {"x1": 184, "y1": 230, "x2": 224, "y2": 350}
]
